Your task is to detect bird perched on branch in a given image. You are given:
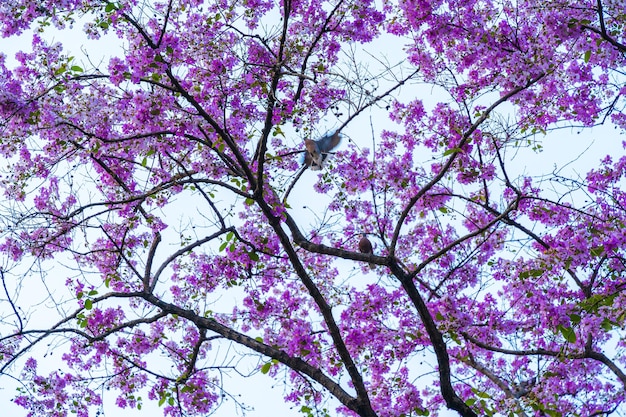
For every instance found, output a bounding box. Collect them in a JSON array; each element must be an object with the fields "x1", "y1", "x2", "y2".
[
  {"x1": 303, "y1": 130, "x2": 341, "y2": 170},
  {"x1": 358, "y1": 234, "x2": 375, "y2": 269}
]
